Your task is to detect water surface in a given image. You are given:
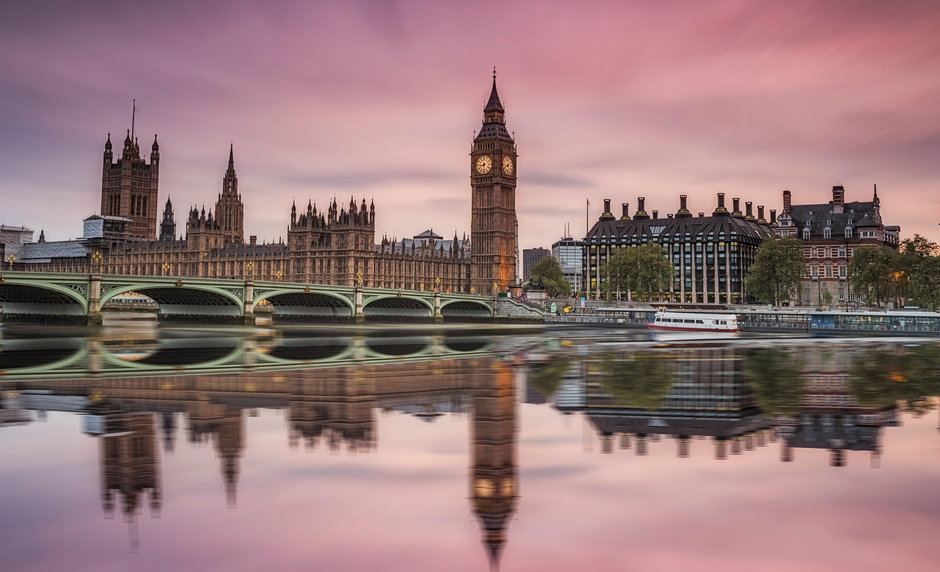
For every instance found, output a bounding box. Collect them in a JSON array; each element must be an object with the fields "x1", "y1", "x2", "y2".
[{"x1": 1, "y1": 323, "x2": 938, "y2": 571}]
